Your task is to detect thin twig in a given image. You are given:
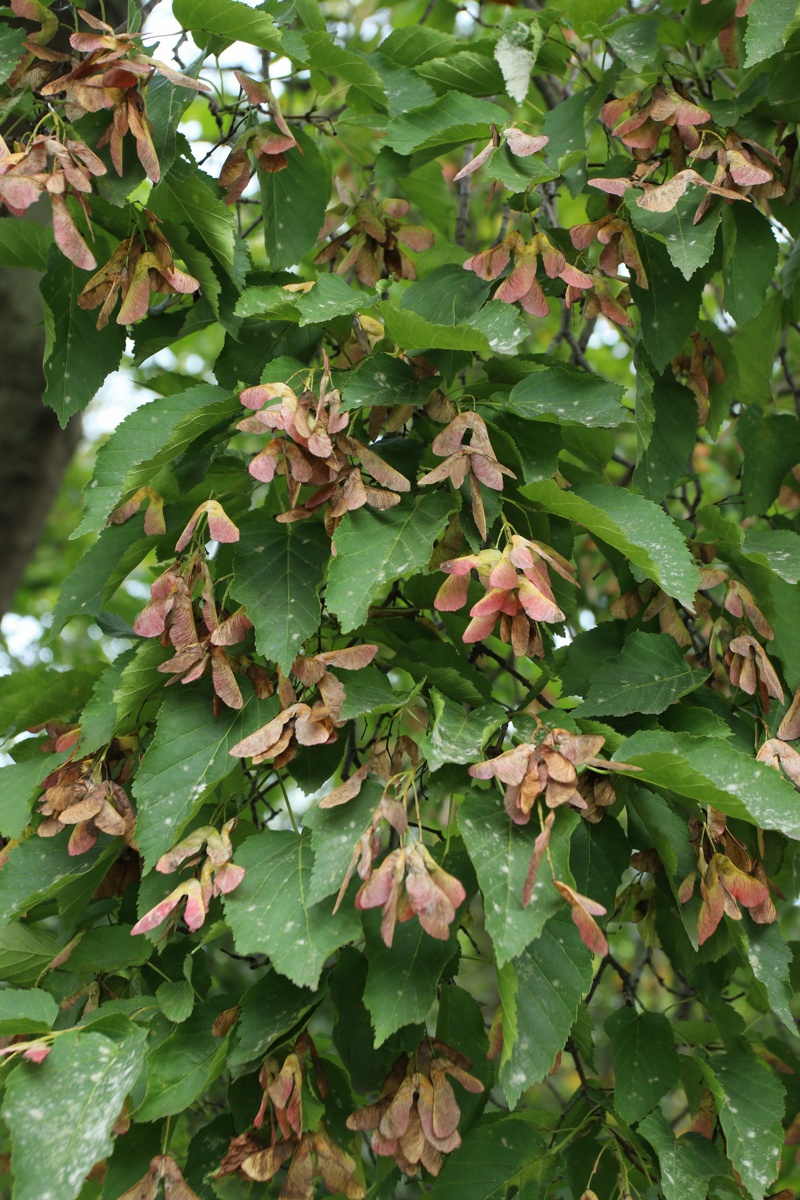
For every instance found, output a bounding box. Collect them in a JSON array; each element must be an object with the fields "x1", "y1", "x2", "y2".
[{"x1": 455, "y1": 143, "x2": 474, "y2": 248}]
